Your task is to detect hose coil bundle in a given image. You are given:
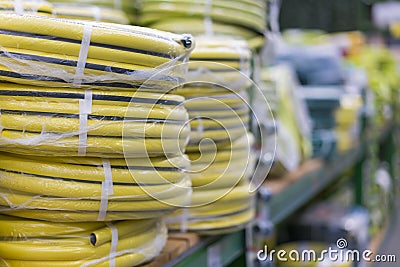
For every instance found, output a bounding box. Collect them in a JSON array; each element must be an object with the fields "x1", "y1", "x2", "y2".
[
  {"x1": 167, "y1": 37, "x2": 256, "y2": 234},
  {"x1": 0, "y1": 215, "x2": 167, "y2": 267},
  {"x1": 137, "y1": 0, "x2": 267, "y2": 49}
]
